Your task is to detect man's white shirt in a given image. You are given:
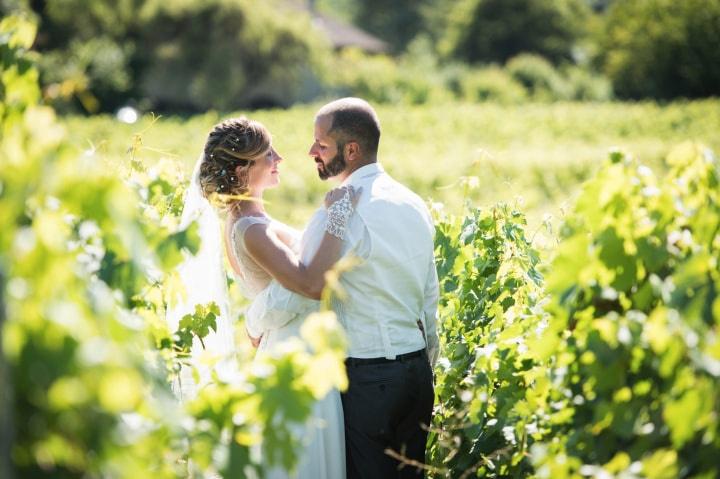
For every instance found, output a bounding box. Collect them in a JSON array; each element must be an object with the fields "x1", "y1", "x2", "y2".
[{"x1": 246, "y1": 162, "x2": 440, "y2": 365}]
